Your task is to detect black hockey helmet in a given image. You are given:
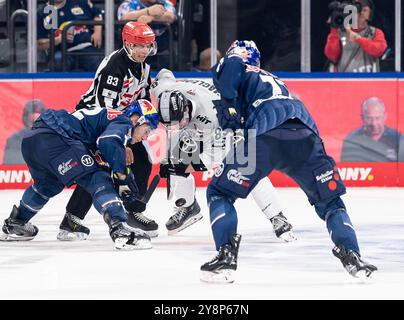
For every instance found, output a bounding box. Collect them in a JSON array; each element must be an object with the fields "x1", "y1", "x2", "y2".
[{"x1": 157, "y1": 90, "x2": 191, "y2": 125}]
